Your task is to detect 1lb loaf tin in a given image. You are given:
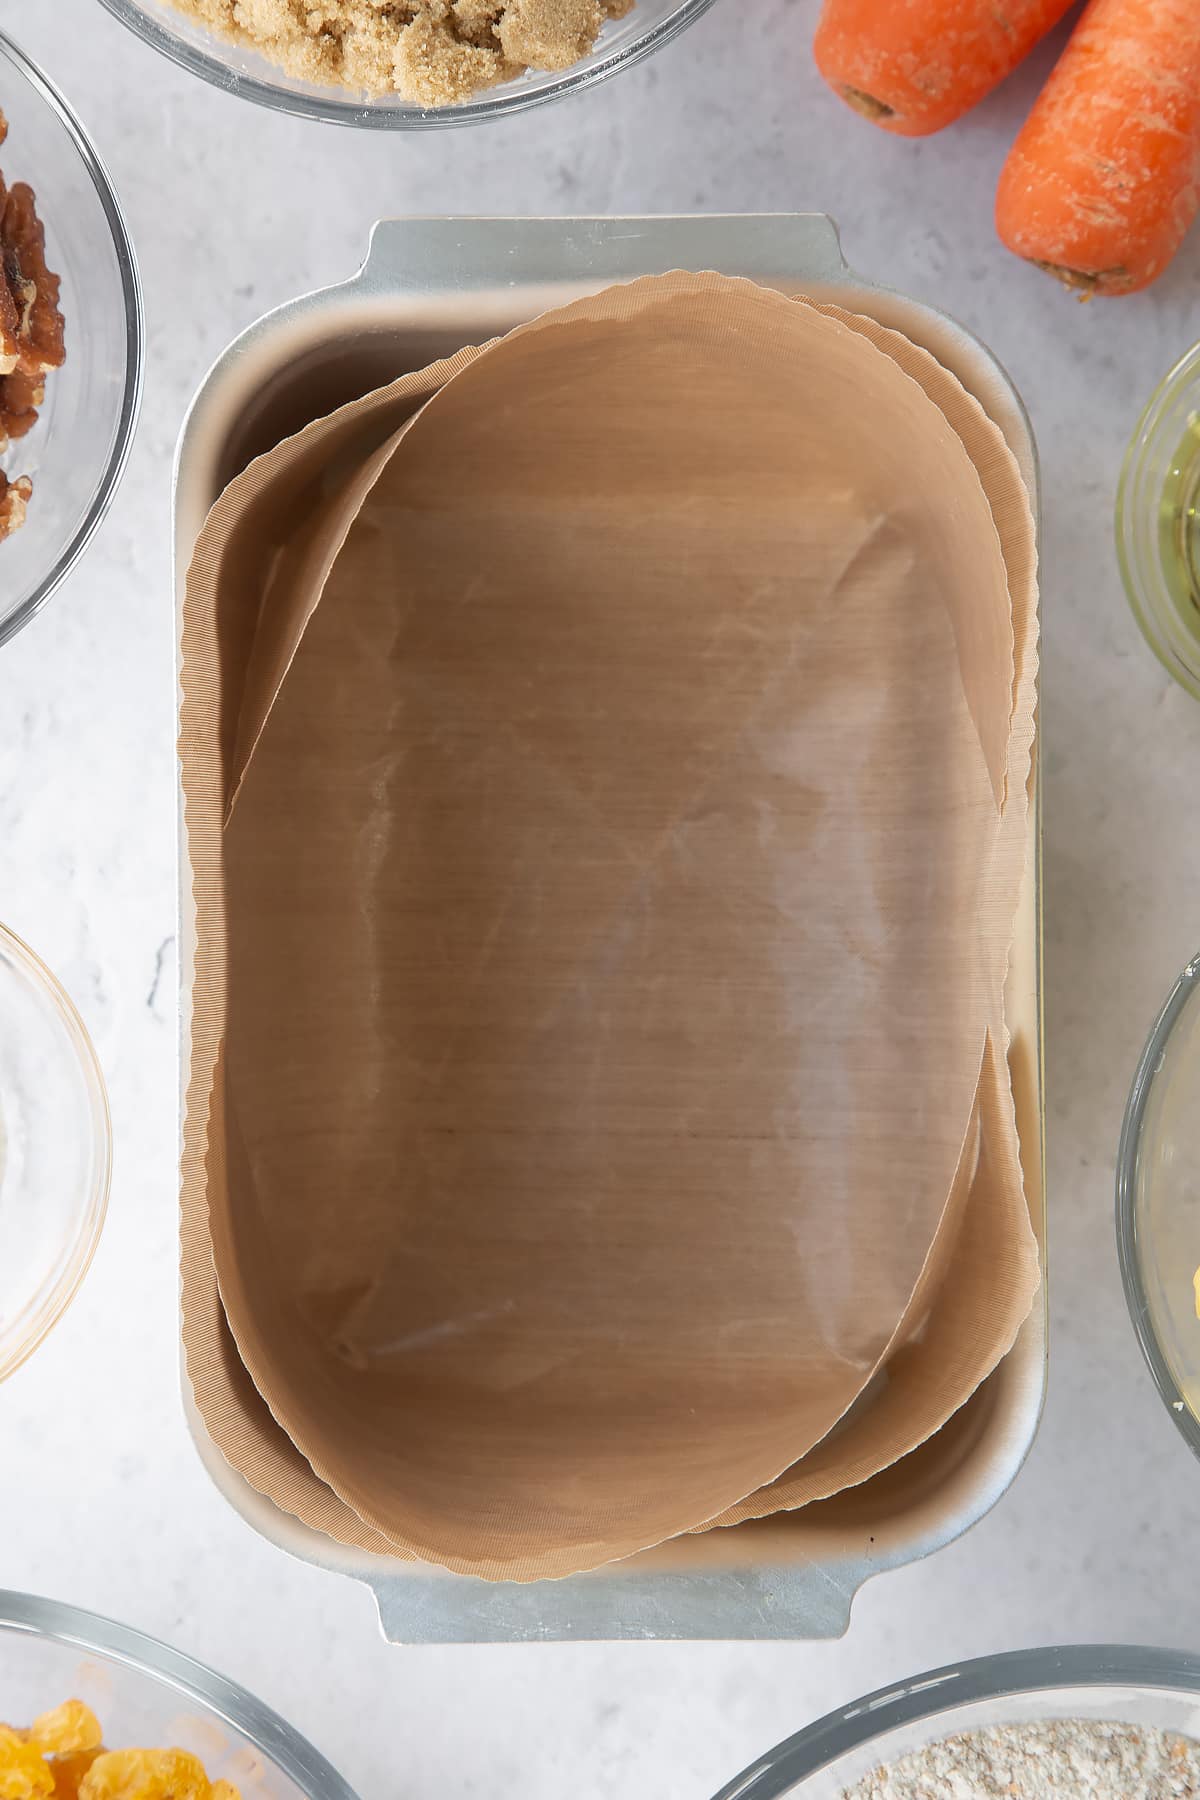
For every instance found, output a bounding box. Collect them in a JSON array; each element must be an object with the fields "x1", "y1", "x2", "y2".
[{"x1": 174, "y1": 214, "x2": 1045, "y2": 1645}]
